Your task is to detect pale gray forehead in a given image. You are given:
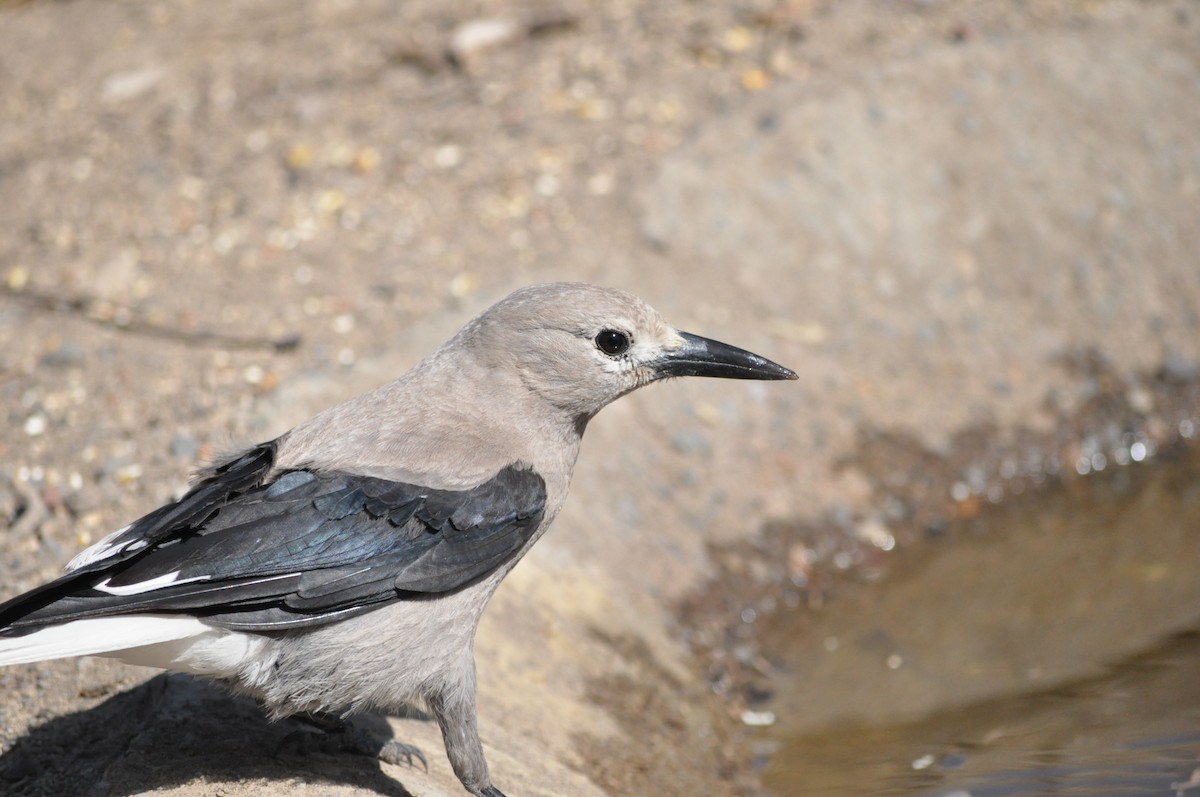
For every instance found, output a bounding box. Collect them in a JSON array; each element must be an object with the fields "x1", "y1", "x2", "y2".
[{"x1": 489, "y1": 282, "x2": 665, "y2": 334}]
